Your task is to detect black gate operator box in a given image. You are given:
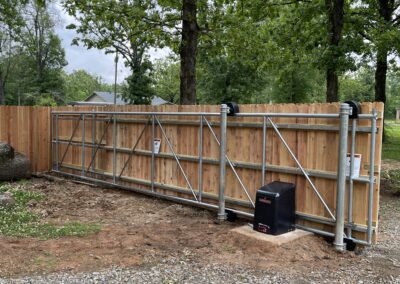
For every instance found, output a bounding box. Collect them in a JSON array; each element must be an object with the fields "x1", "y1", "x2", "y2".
[{"x1": 253, "y1": 181, "x2": 295, "y2": 235}]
